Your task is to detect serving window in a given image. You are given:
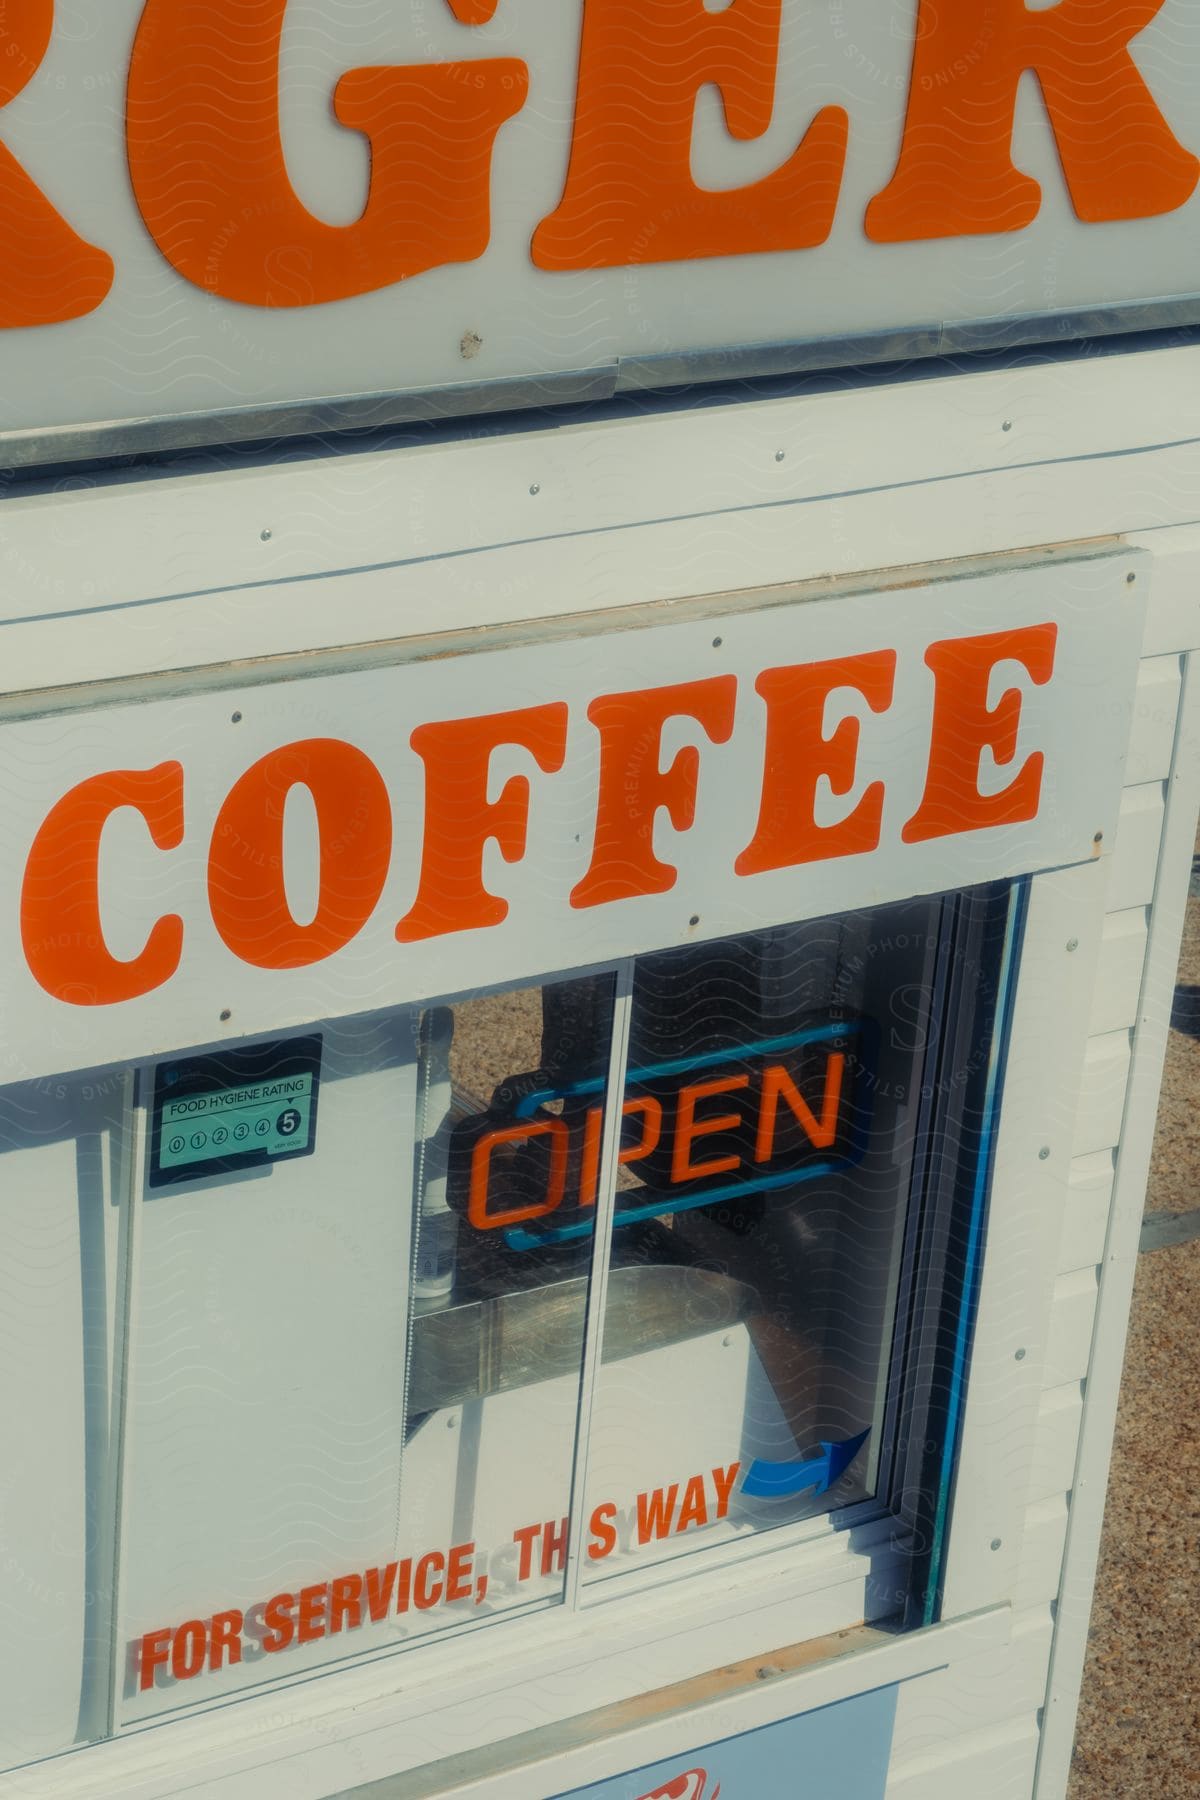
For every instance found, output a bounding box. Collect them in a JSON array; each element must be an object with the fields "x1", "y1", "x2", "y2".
[{"x1": 0, "y1": 882, "x2": 1022, "y2": 1771}]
